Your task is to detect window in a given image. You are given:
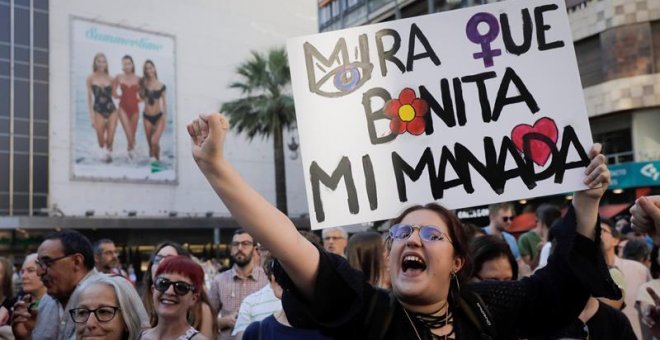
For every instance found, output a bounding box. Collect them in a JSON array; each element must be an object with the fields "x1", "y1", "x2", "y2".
[
  {"x1": 593, "y1": 129, "x2": 633, "y2": 164},
  {"x1": 652, "y1": 20, "x2": 660, "y2": 73},
  {"x1": 34, "y1": 82, "x2": 48, "y2": 120},
  {"x1": 34, "y1": 154, "x2": 47, "y2": 194},
  {"x1": 0, "y1": 4, "x2": 9, "y2": 43},
  {"x1": 13, "y1": 153, "x2": 29, "y2": 193},
  {"x1": 34, "y1": 11, "x2": 48, "y2": 49},
  {"x1": 0, "y1": 78, "x2": 8, "y2": 116},
  {"x1": 14, "y1": 79, "x2": 29, "y2": 118},
  {"x1": 574, "y1": 35, "x2": 603, "y2": 87},
  {"x1": 13, "y1": 7, "x2": 30, "y2": 46}
]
